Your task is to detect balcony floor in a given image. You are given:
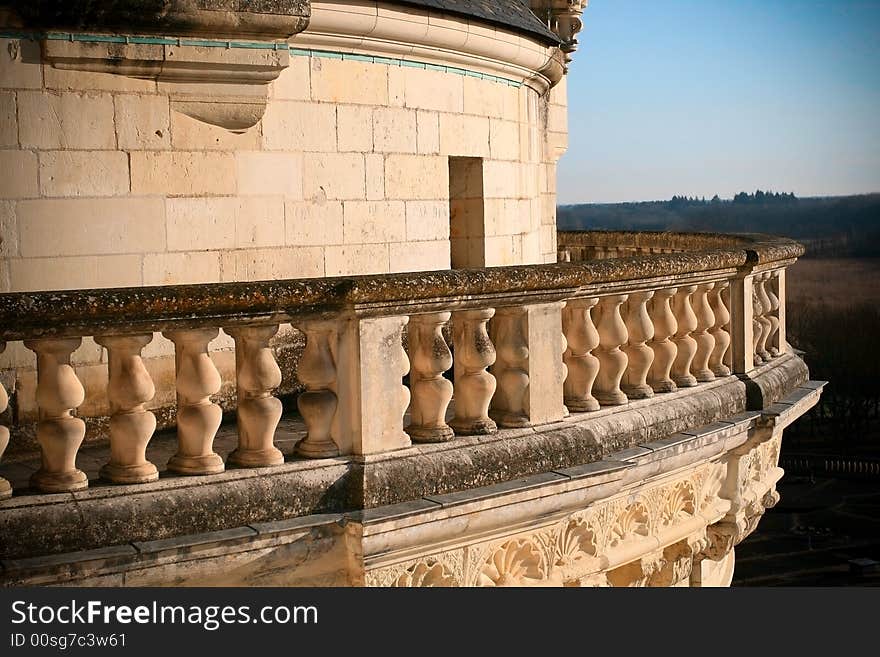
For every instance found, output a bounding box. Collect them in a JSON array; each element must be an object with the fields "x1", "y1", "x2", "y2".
[{"x1": 0, "y1": 417, "x2": 309, "y2": 494}]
